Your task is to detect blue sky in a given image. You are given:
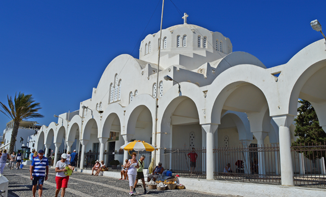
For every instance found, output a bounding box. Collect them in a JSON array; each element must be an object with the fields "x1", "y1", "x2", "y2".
[{"x1": 0, "y1": 0, "x2": 325, "y2": 131}]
